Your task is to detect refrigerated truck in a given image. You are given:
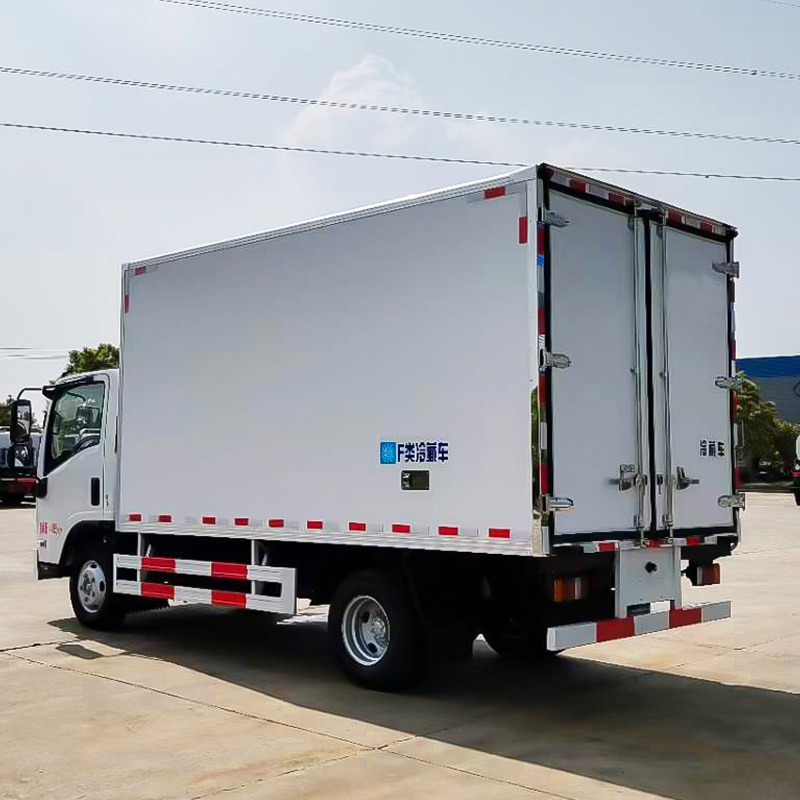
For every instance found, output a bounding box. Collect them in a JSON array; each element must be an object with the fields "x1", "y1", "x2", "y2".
[{"x1": 15, "y1": 164, "x2": 743, "y2": 689}]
